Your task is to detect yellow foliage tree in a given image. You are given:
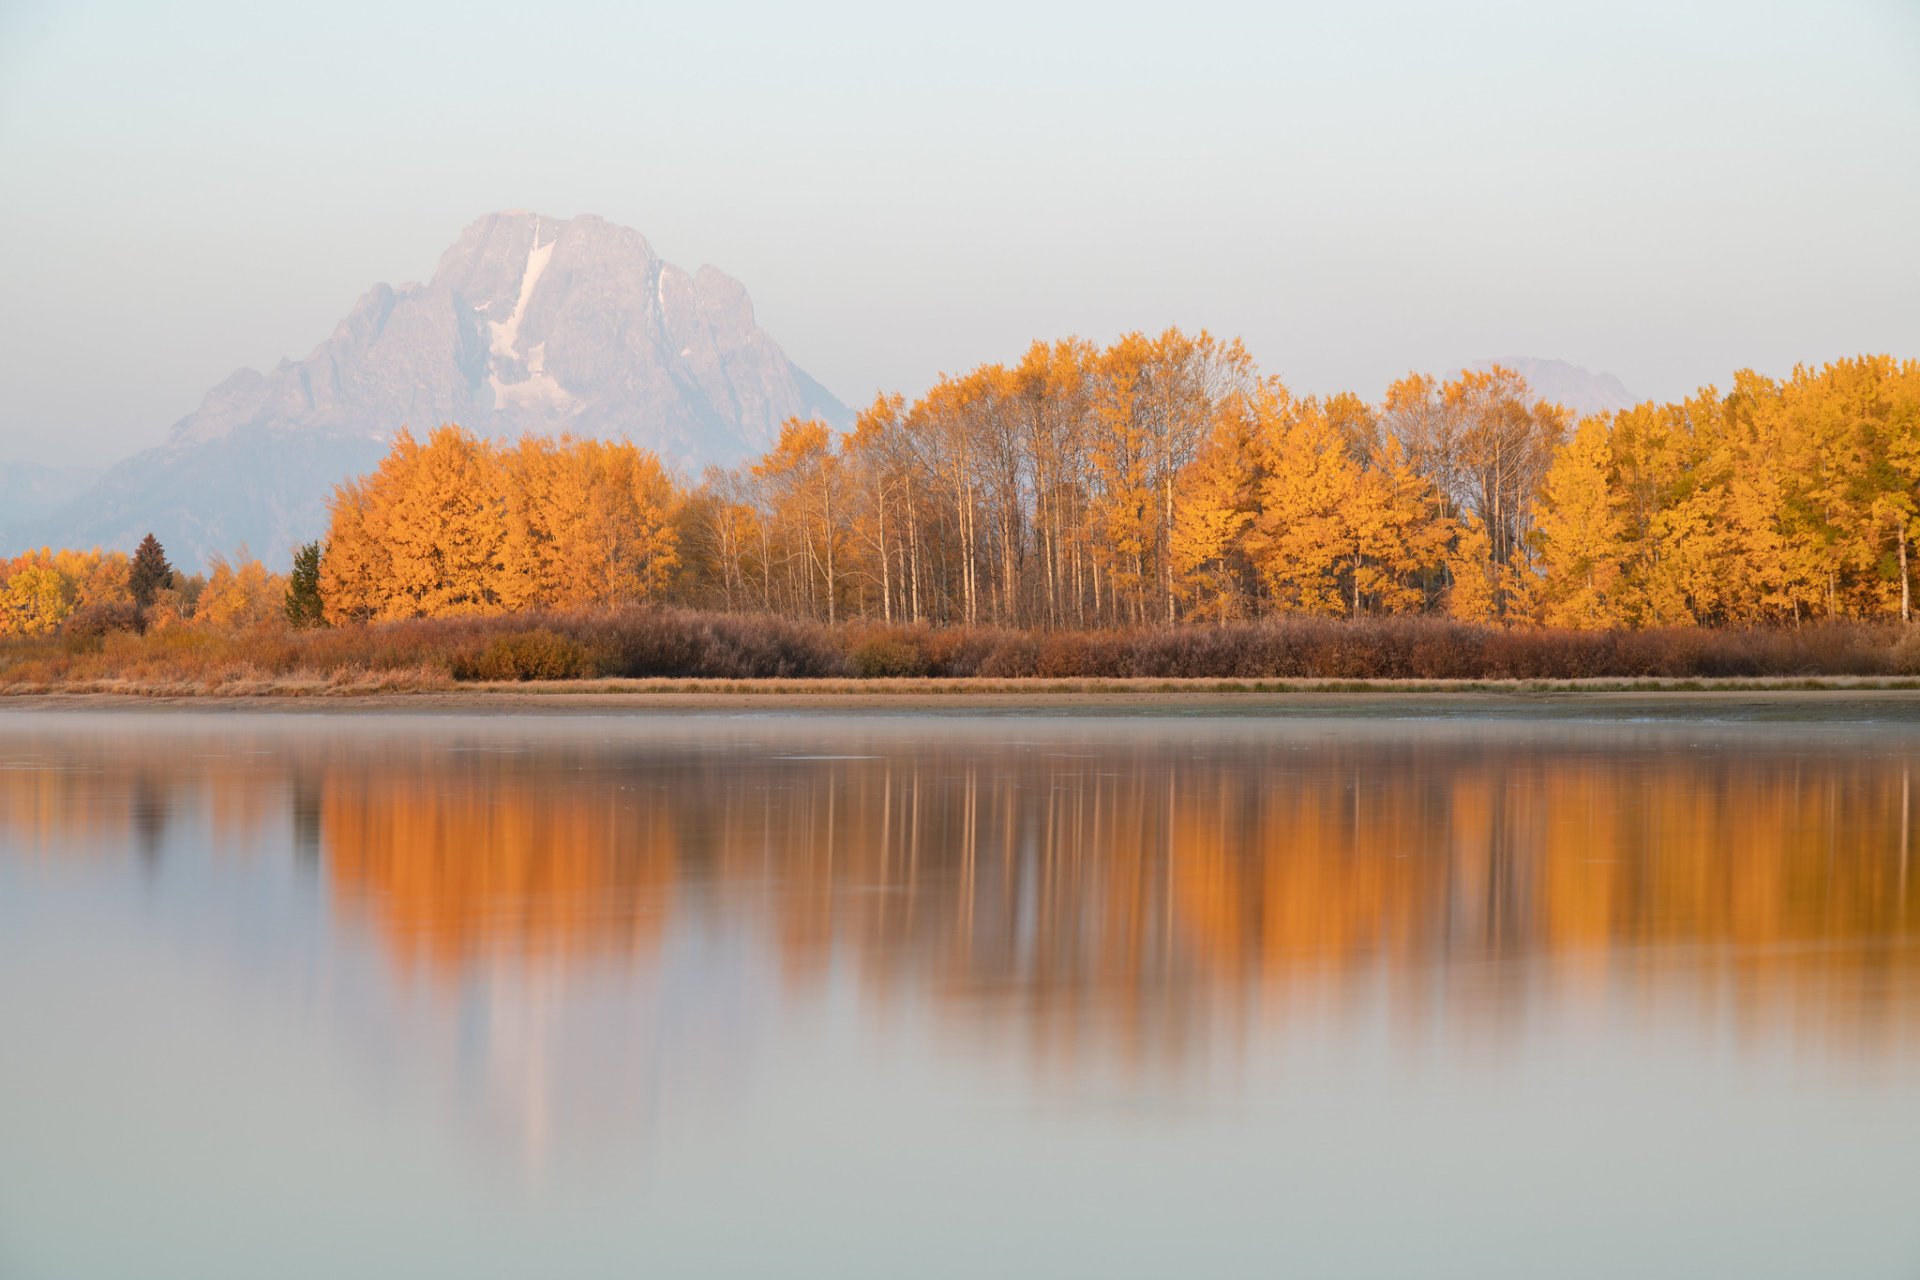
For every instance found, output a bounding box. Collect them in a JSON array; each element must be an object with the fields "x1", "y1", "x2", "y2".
[
  {"x1": 320, "y1": 426, "x2": 509, "y2": 620},
  {"x1": 500, "y1": 438, "x2": 680, "y2": 609},
  {"x1": 1088, "y1": 333, "x2": 1160, "y2": 622},
  {"x1": 1445, "y1": 517, "x2": 1498, "y2": 623},
  {"x1": 1170, "y1": 392, "x2": 1261, "y2": 621},
  {"x1": 1, "y1": 564, "x2": 75, "y2": 634},
  {"x1": 319, "y1": 477, "x2": 389, "y2": 625},
  {"x1": 1534, "y1": 417, "x2": 1628, "y2": 629},
  {"x1": 194, "y1": 555, "x2": 285, "y2": 630},
  {"x1": 754, "y1": 419, "x2": 848, "y2": 623},
  {"x1": 1247, "y1": 392, "x2": 1361, "y2": 615},
  {"x1": 1348, "y1": 438, "x2": 1452, "y2": 614}
]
